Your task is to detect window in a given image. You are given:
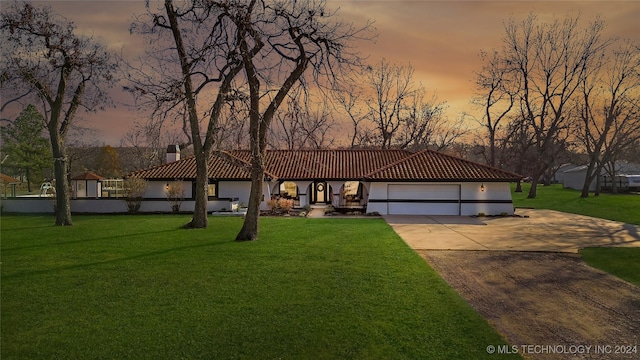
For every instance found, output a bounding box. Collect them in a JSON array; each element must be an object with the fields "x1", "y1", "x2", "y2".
[
  {"x1": 101, "y1": 179, "x2": 124, "y2": 198},
  {"x1": 279, "y1": 181, "x2": 298, "y2": 199},
  {"x1": 207, "y1": 181, "x2": 217, "y2": 198},
  {"x1": 343, "y1": 181, "x2": 362, "y2": 203}
]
